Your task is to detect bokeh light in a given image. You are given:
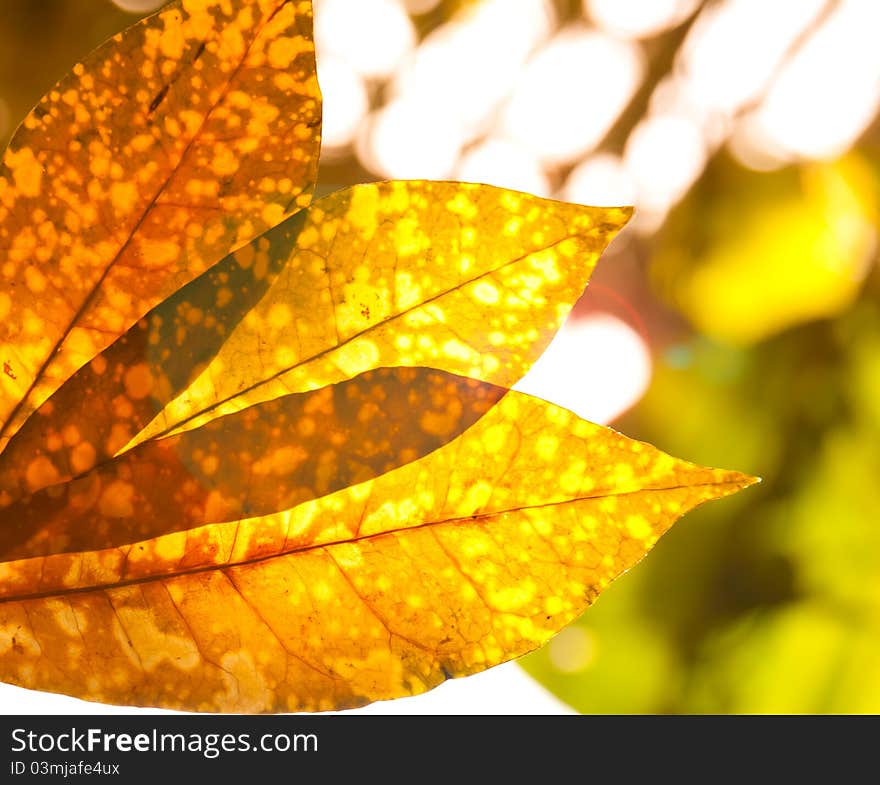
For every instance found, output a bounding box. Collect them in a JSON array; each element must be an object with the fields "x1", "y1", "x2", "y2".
[
  {"x1": 514, "y1": 312, "x2": 652, "y2": 426},
  {"x1": 736, "y1": 0, "x2": 880, "y2": 162},
  {"x1": 562, "y1": 154, "x2": 637, "y2": 207},
  {"x1": 390, "y1": 0, "x2": 554, "y2": 142},
  {"x1": 499, "y1": 27, "x2": 643, "y2": 165},
  {"x1": 624, "y1": 112, "x2": 707, "y2": 220},
  {"x1": 360, "y1": 97, "x2": 465, "y2": 178},
  {"x1": 454, "y1": 138, "x2": 550, "y2": 196},
  {"x1": 679, "y1": 0, "x2": 827, "y2": 117},
  {"x1": 585, "y1": 0, "x2": 699, "y2": 40},
  {"x1": 315, "y1": 55, "x2": 368, "y2": 155},
  {"x1": 548, "y1": 626, "x2": 597, "y2": 673},
  {"x1": 314, "y1": 0, "x2": 415, "y2": 79},
  {"x1": 109, "y1": 0, "x2": 164, "y2": 12}
]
